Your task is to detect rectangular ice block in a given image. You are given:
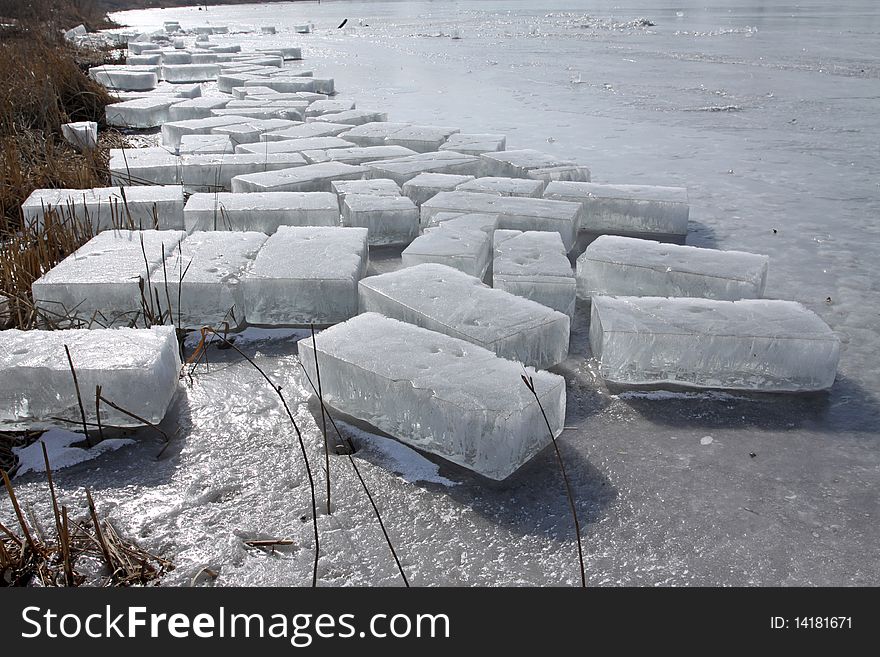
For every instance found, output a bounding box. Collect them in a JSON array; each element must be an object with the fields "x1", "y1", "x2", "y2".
[
  {"x1": 402, "y1": 173, "x2": 476, "y2": 206},
  {"x1": 302, "y1": 145, "x2": 417, "y2": 166},
  {"x1": 298, "y1": 312, "x2": 566, "y2": 480},
  {"x1": 589, "y1": 296, "x2": 840, "y2": 392},
  {"x1": 231, "y1": 162, "x2": 367, "y2": 193},
  {"x1": 438, "y1": 133, "x2": 507, "y2": 156},
  {"x1": 493, "y1": 230, "x2": 576, "y2": 317},
  {"x1": 313, "y1": 109, "x2": 387, "y2": 126},
  {"x1": 341, "y1": 194, "x2": 419, "y2": 246},
  {"x1": 402, "y1": 223, "x2": 492, "y2": 280},
  {"x1": 261, "y1": 122, "x2": 351, "y2": 142},
  {"x1": 179, "y1": 153, "x2": 308, "y2": 191},
  {"x1": 162, "y1": 115, "x2": 253, "y2": 149},
  {"x1": 365, "y1": 151, "x2": 481, "y2": 186},
  {"x1": 339, "y1": 122, "x2": 412, "y2": 147},
  {"x1": 106, "y1": 97, "x2": 182, "y2": 129},
  {"x1": 544, "y1": 182, "x2": 689, "y2": 239},
  {"x1": 456, "y1": 176, "x2": 545, "y2": 198},
  {"x1": 110, "y1": 147, "x2": 180, "y2": 186},
  {"x1": 0, "y1": 326, "x2": 182, "y2": 430},
  {"x1": 576, "y1": 235, "x2": 769, "y2": 301},
  {"x1": 177, "y1": 134, "x2": 234, "y2": 155},
  {"x1": 481, "y1": 150, "x2": 591, "y2": 182},
  {"x1": 236, "y1": 136, "x2": 355, "y2": 155},
  {"x1": 358, "y1": 264, "x2": 570, "y2": 369},
  {"x1": 242, "y1": 226, "x2": 369, "y2": 326},
  {"x1": 167, "y1": 97, "x2": 229, "y2": 121},
  {"x1": 184, "y1": 192, "x2": 340, "y2": 233}
]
